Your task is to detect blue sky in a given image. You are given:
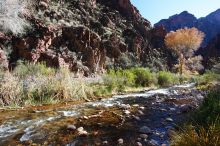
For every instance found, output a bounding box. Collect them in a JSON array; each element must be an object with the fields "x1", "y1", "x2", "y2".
[{"x1": 131, "y1": 0, "x2": 220, "y2": 24}]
